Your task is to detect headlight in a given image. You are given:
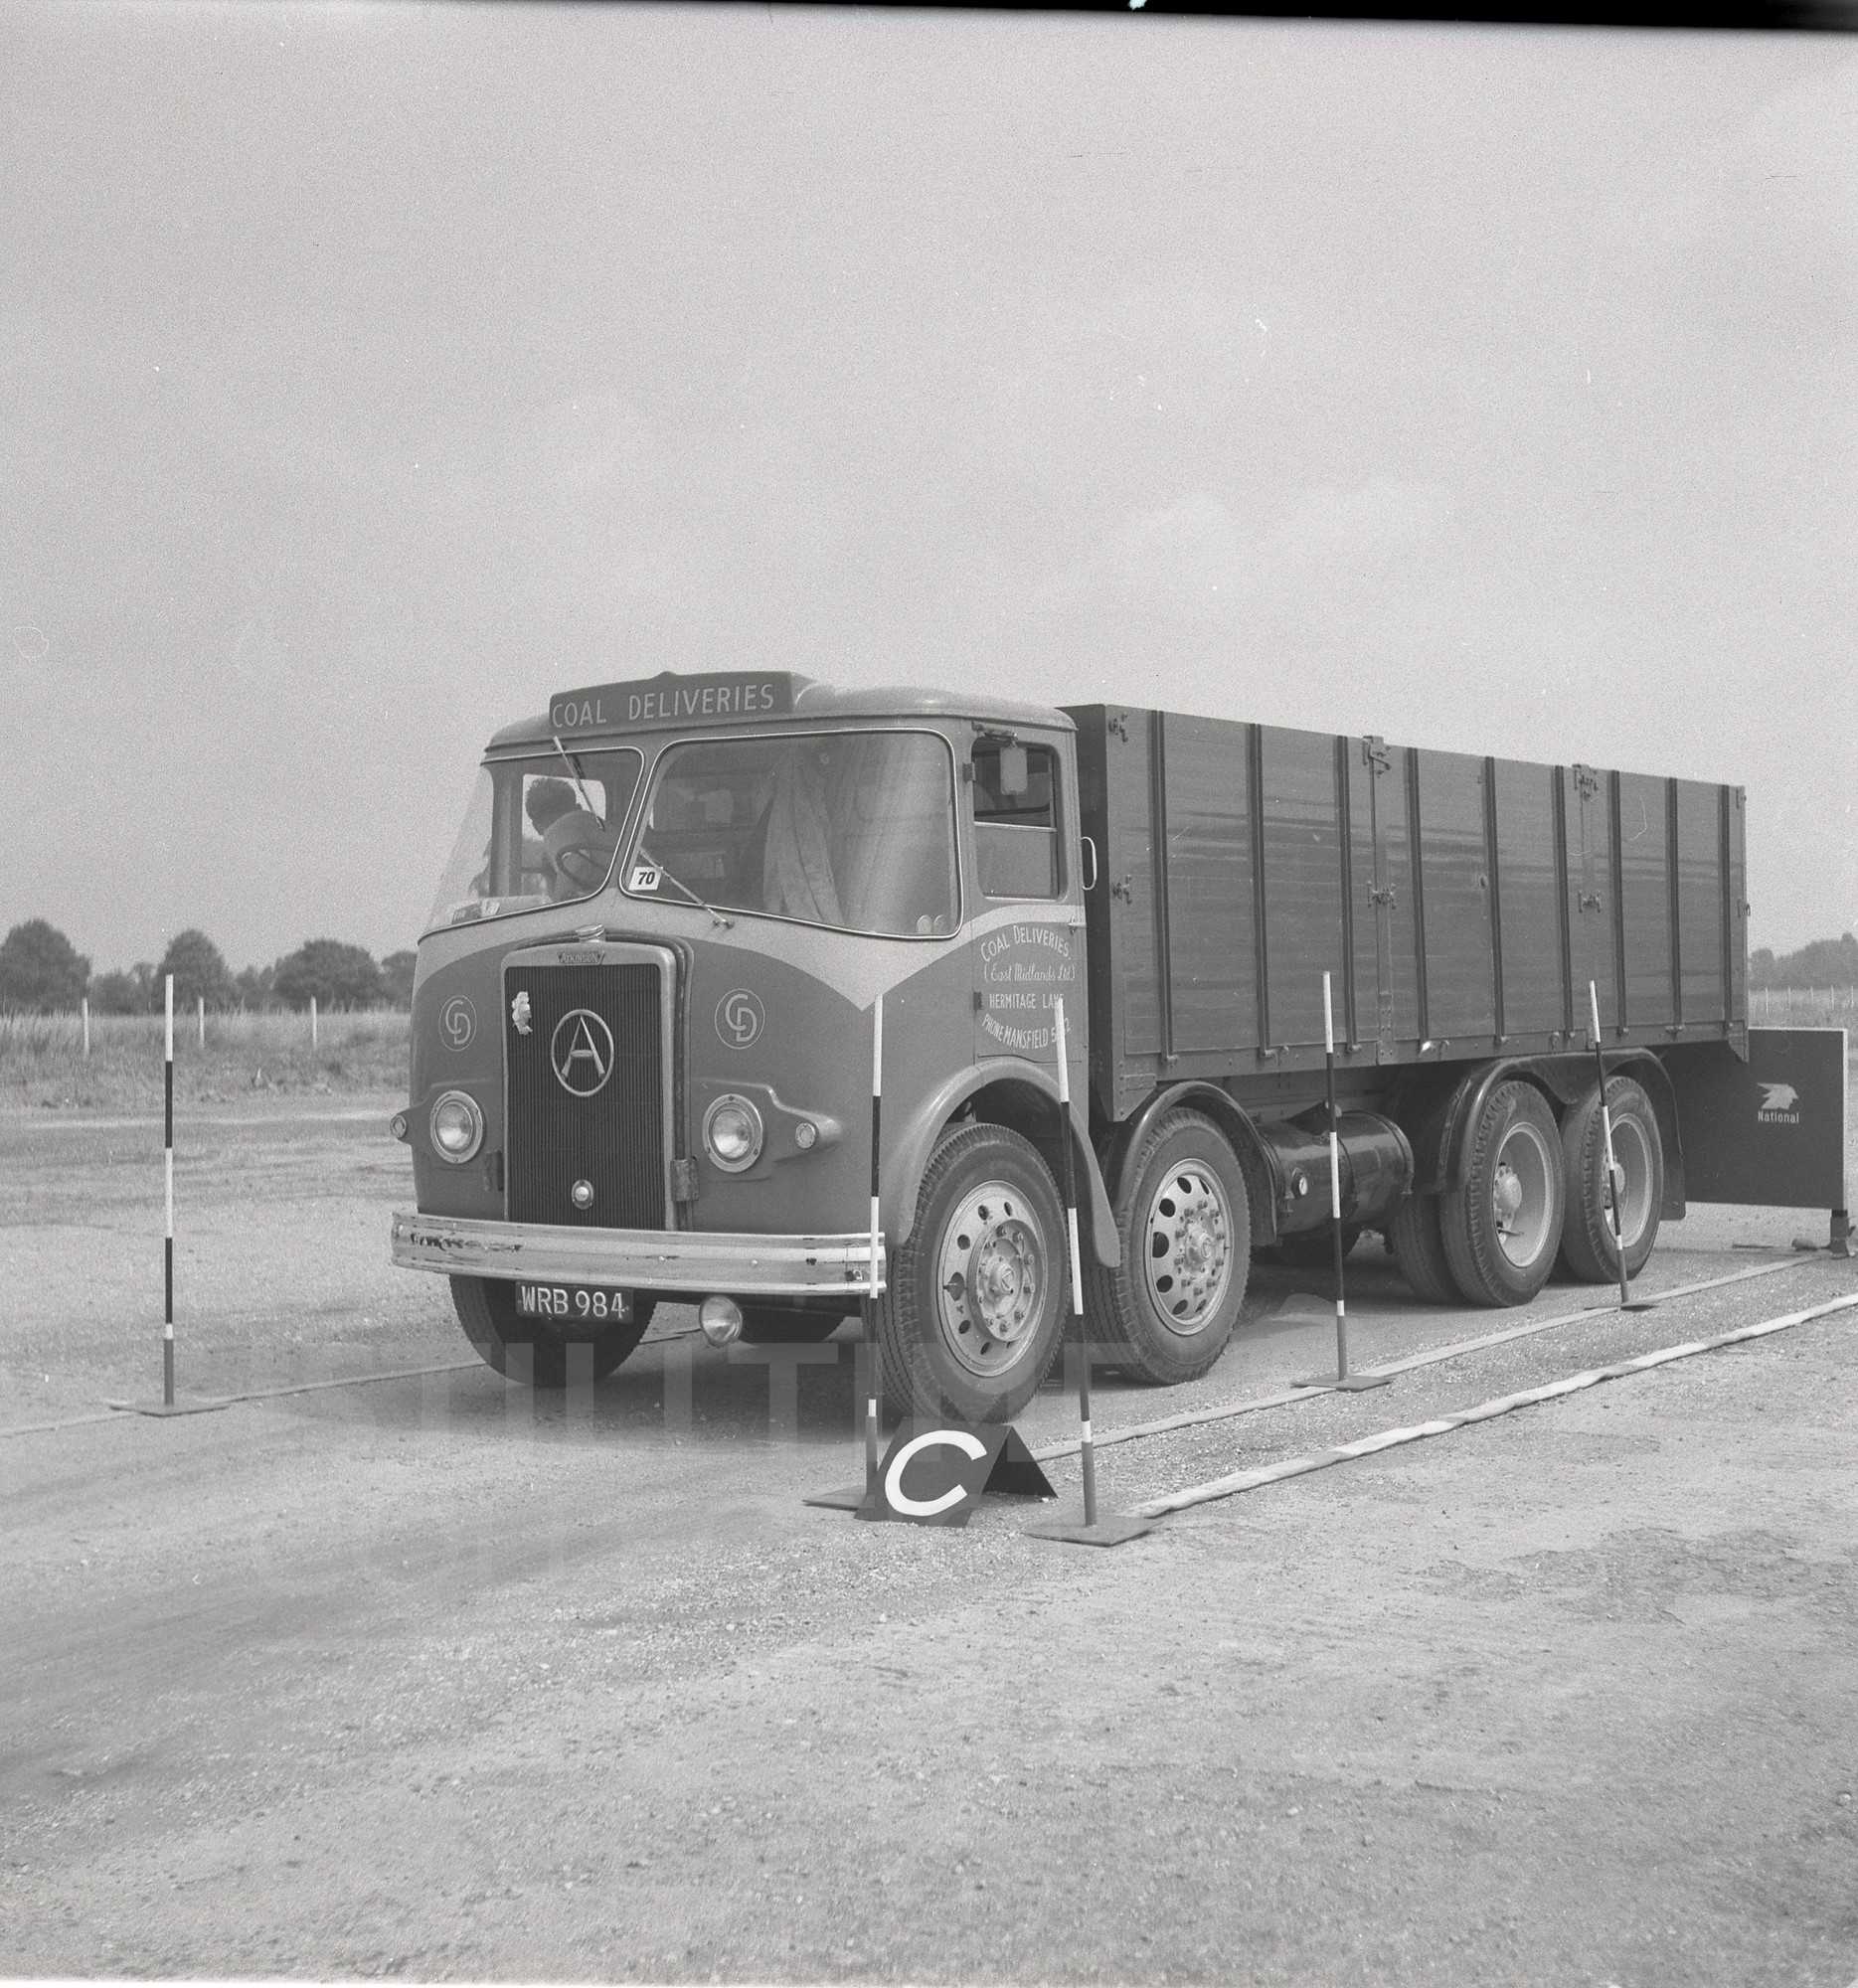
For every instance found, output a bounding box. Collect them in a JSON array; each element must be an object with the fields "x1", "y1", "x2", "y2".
[
  {"x1": 429, "y1": 1089, "x2": 485, "y2": 1164},
  {"x1": 703, "y1": 1093, "x2": 764, "y2": 1173}
]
